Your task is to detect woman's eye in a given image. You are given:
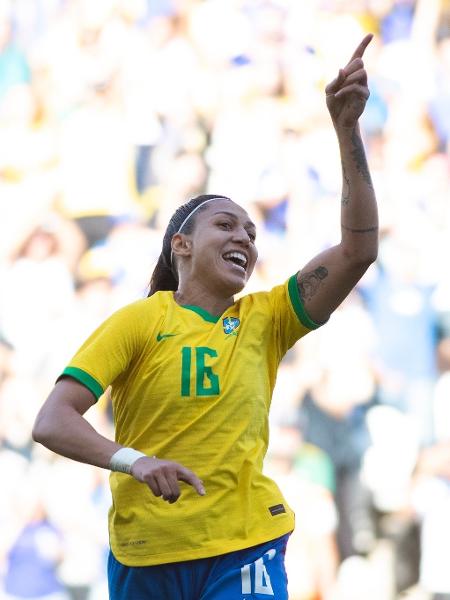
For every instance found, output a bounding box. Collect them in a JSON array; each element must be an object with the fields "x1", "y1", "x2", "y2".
[{"x1": 219, "y1": 222, "x2": 231, "y2": 230}]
